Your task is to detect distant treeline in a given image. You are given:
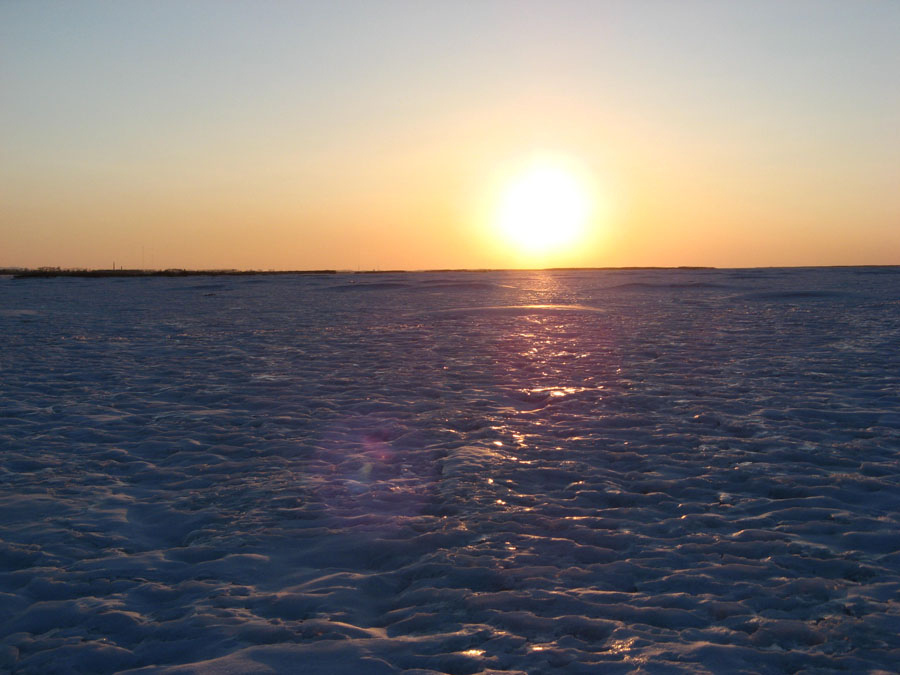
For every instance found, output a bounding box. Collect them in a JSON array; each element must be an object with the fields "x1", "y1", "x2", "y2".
[{"x1": 9, "y1": 269, "x2": 338, "y2": 279}]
